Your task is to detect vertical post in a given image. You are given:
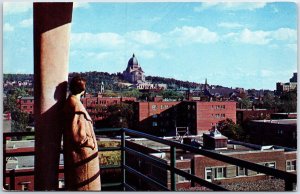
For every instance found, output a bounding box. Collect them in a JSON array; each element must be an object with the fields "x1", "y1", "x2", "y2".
[
  {"x1": 284, "y1": 179, "x2": 294, "y2": 191},
  {"x1": 33, "y1": 3, "x2": 73, "y2": 190},
  {"x1": 9, "y1": 169, "x2": 15, "y2": 190},
  {"x1": 170, "y1": 146, "x2": 176, "y2": 191},
  {"x1": 191, "y1": 158, "x2": 195, "y2": 187},
  {"x1": 121, "y1": 129, "x2": 126, "y2": 191},
  {"x1": 3, "y1": 134, "x2": 7, "y2": 188}
]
